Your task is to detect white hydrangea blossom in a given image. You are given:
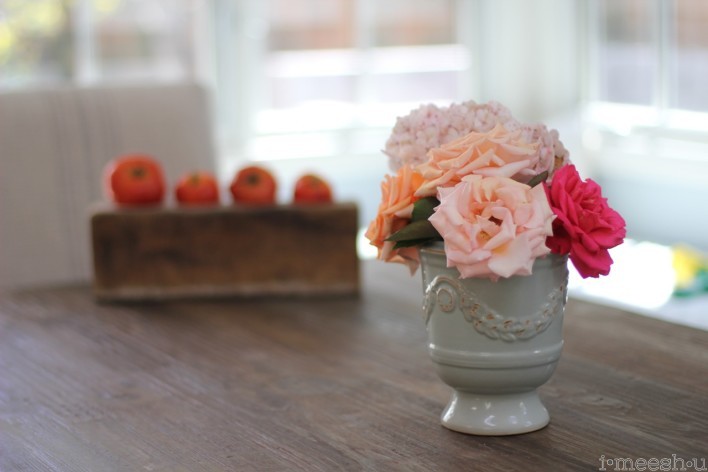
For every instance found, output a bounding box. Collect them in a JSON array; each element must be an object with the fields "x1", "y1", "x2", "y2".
[
  {"x1": 507, "y1": 123, "x2": 571, "y2": 177},
  {"x1": 384, "y1": 100, "x2": 570, "y2": 176}
]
